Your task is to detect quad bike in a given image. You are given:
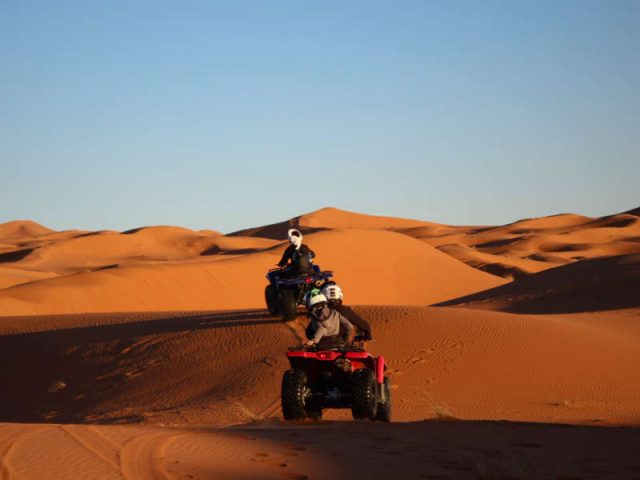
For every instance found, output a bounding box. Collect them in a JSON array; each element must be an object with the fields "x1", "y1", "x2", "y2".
[
  {"x1": 265, "y1": 265, "x2": 334, "y2": 321},
  {"x1": 281, "y1": 338, "x2": 391, "y2": 421}
]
